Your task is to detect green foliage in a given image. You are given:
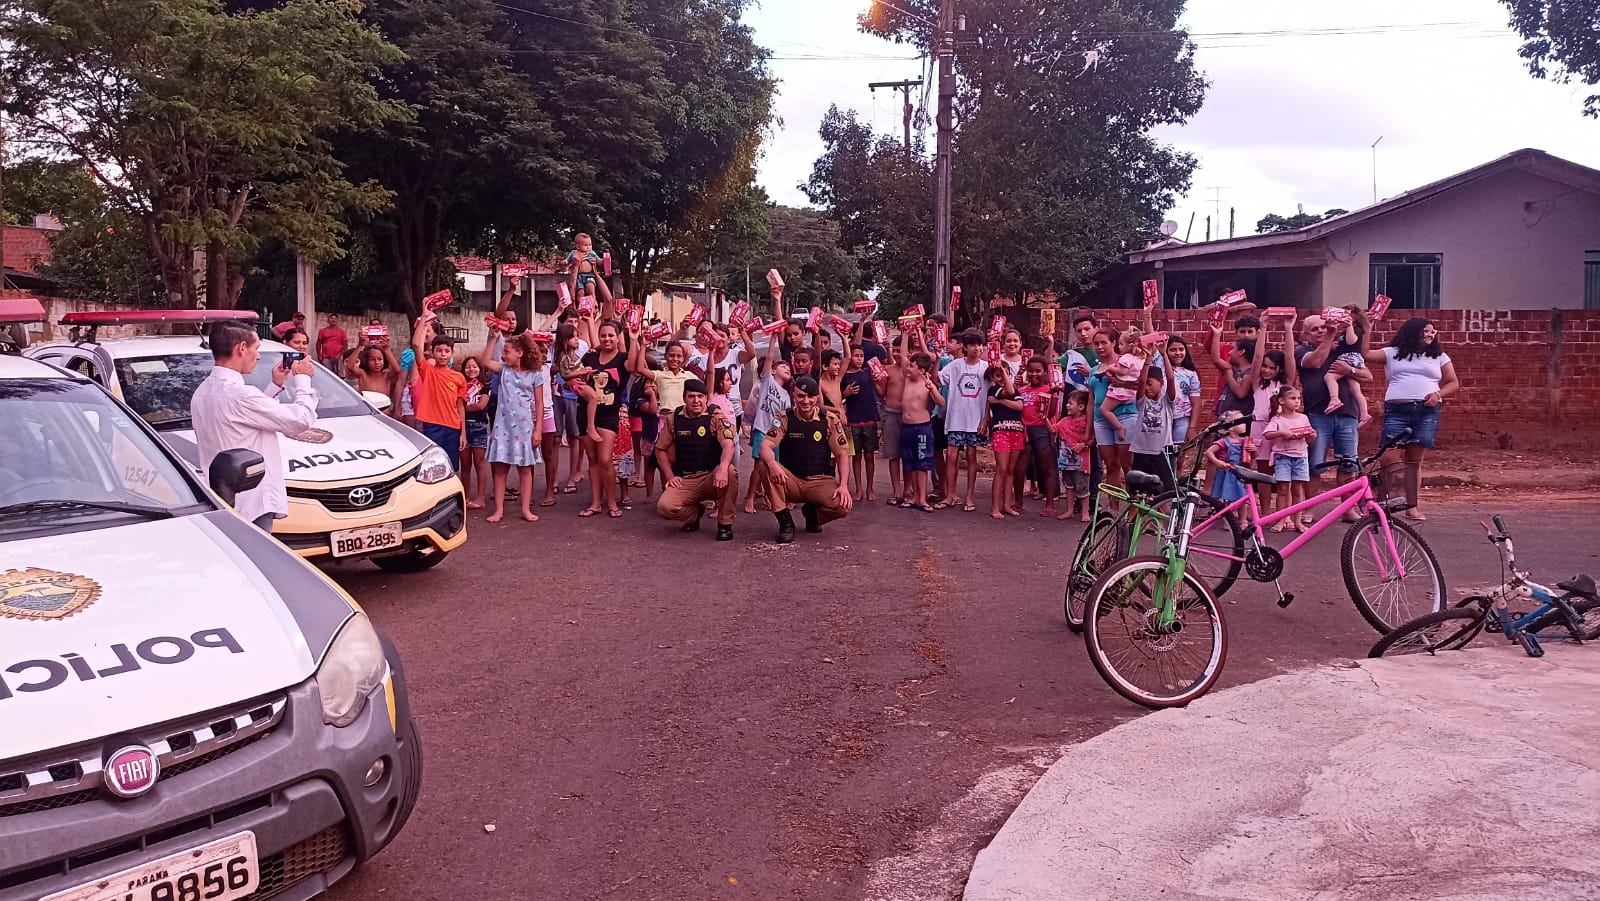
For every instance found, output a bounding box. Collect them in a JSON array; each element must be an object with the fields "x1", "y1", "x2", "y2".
[
  {"x1": 761, "y1": 205, "x2": 861, "y2": 312},
  {"x1": 4, "y1": 0, "x2": 405, "y2": 307},
  {"x1": 1255, "y1": 208, "x2": 1349, "y2": 234},
  {"x1": 1504, "y1": 0, "x2": 1600, "y2": 116},
  {"x1": 2, "y1": 160, "x2": 100, "y2": 226},
  {"x1": 827, "y1": 0, "x2": 1206, "y2": 318}
]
